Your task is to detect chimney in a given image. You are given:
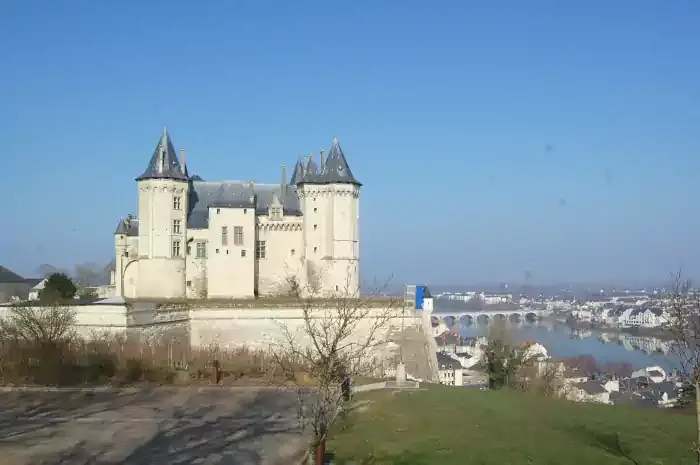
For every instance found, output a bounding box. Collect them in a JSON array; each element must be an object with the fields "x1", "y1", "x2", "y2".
[
  {"x1": 249, "y1": 180, "x2": 255, "y2": 203},
  {"x1": 320, "y1": 150, "x2": 326, "y2": 172},
  {"x1": 302, "y1": 155, "x2": 309, "y2": 174},
  {"x1": 281, "y1": 165, "x2": 287, "y2": 198},
  {"x1": 180, "y1": 148, "x2": 186, "y2": 169}
]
